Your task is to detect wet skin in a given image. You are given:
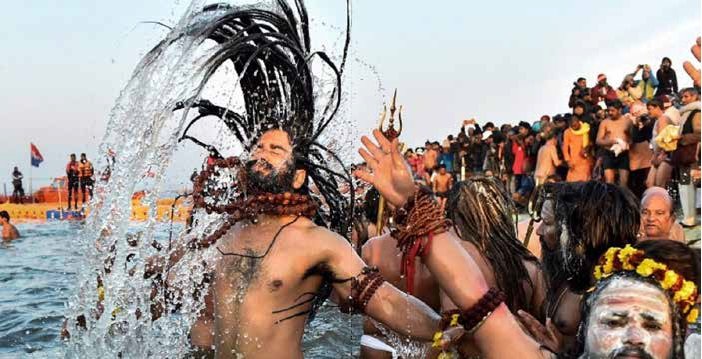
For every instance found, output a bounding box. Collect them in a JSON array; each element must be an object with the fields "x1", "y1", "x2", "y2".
[{"x1": 180, "y1": 130, "x2": 442, "y2": 358}]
